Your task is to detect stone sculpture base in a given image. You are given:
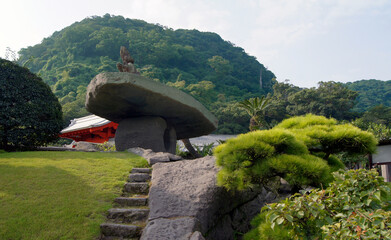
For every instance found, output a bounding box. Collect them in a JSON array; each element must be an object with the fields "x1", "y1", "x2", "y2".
[{"x1": 115, "y1": 116, "x2": 177, "y2": 154}]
